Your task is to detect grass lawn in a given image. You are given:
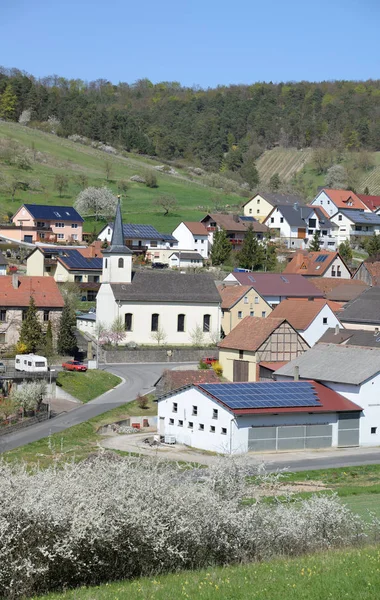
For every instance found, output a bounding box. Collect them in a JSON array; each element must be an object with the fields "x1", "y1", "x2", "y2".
[
  {"x1": 33, "y1": 546, "x2": 380, "y2": 600},
  {"x1": 57, "y1": 370, "x2": 121, "y2": 403}
]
